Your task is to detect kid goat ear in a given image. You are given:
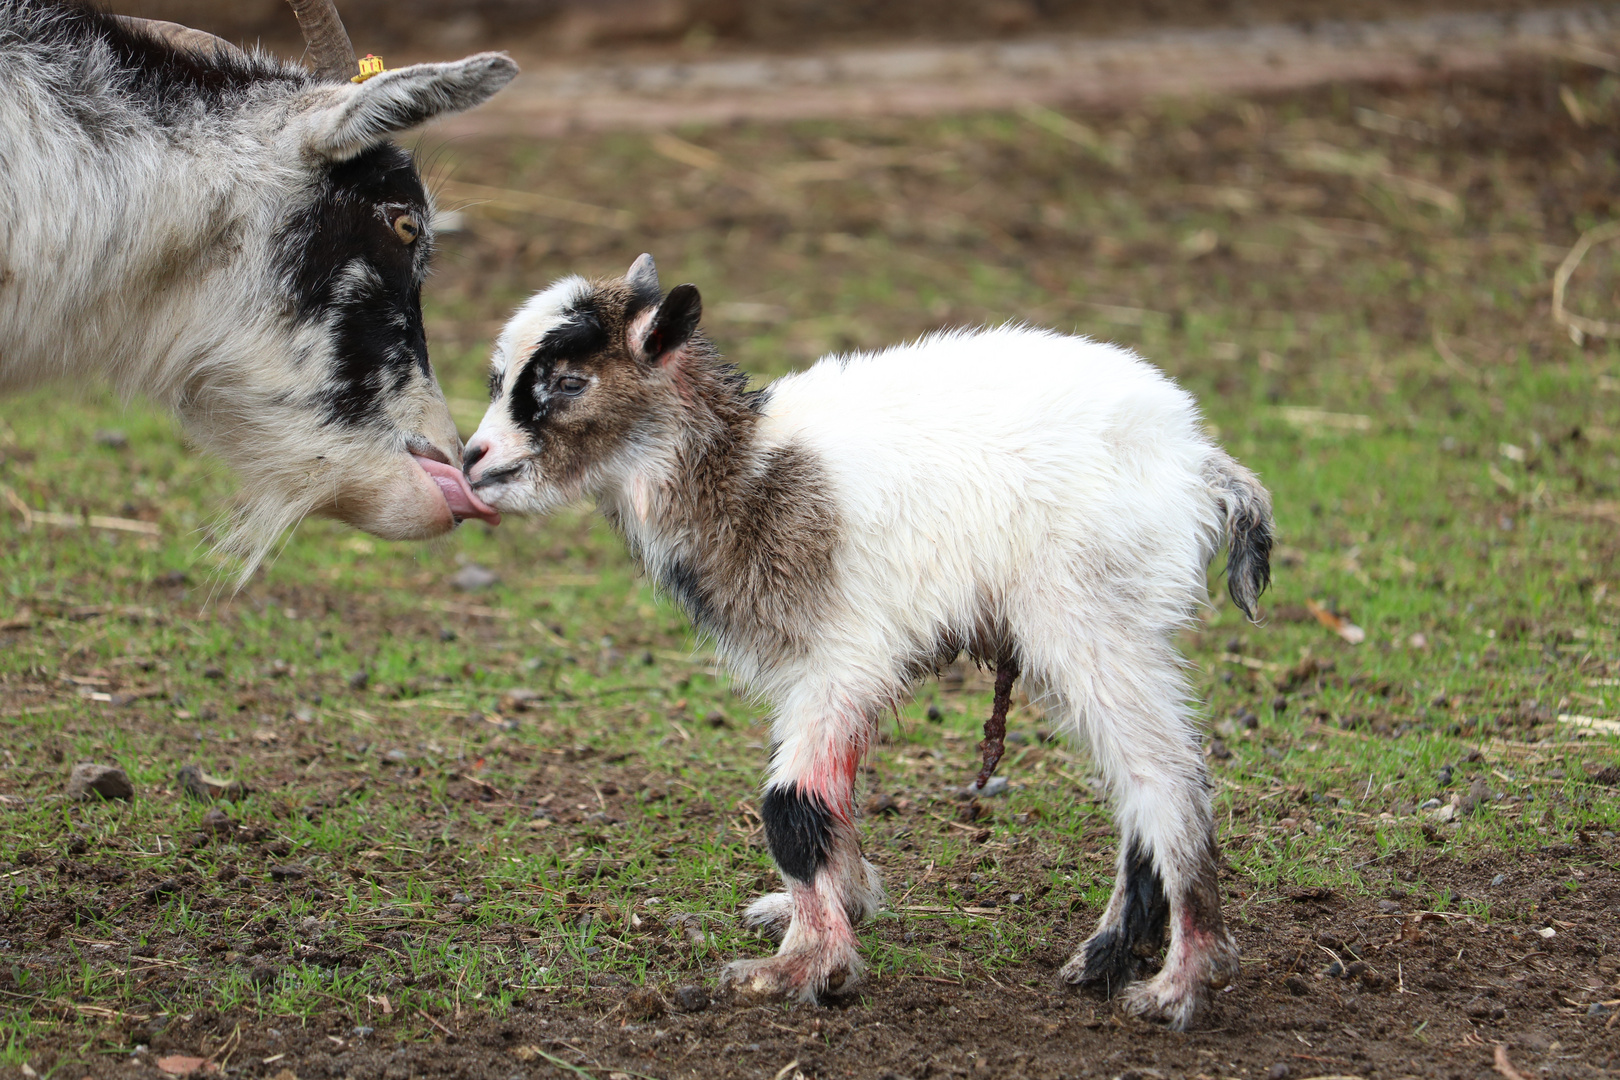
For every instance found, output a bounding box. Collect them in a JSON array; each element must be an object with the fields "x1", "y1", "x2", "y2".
[{"x1": 636, "y1": 283, "x2": 703, "y2": 366}]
